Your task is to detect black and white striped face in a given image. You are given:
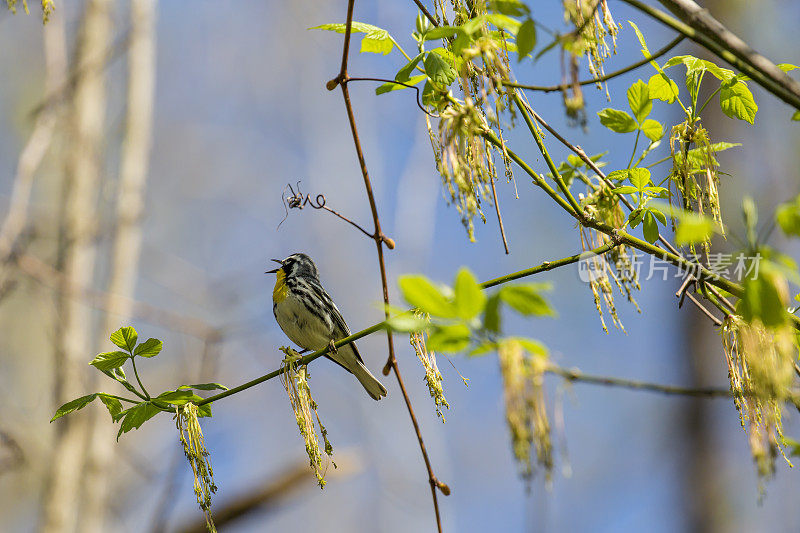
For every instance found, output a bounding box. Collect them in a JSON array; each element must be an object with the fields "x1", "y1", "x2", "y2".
[{"x1": 279, "y1": 253, "x2": 319, "y2": 281}]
